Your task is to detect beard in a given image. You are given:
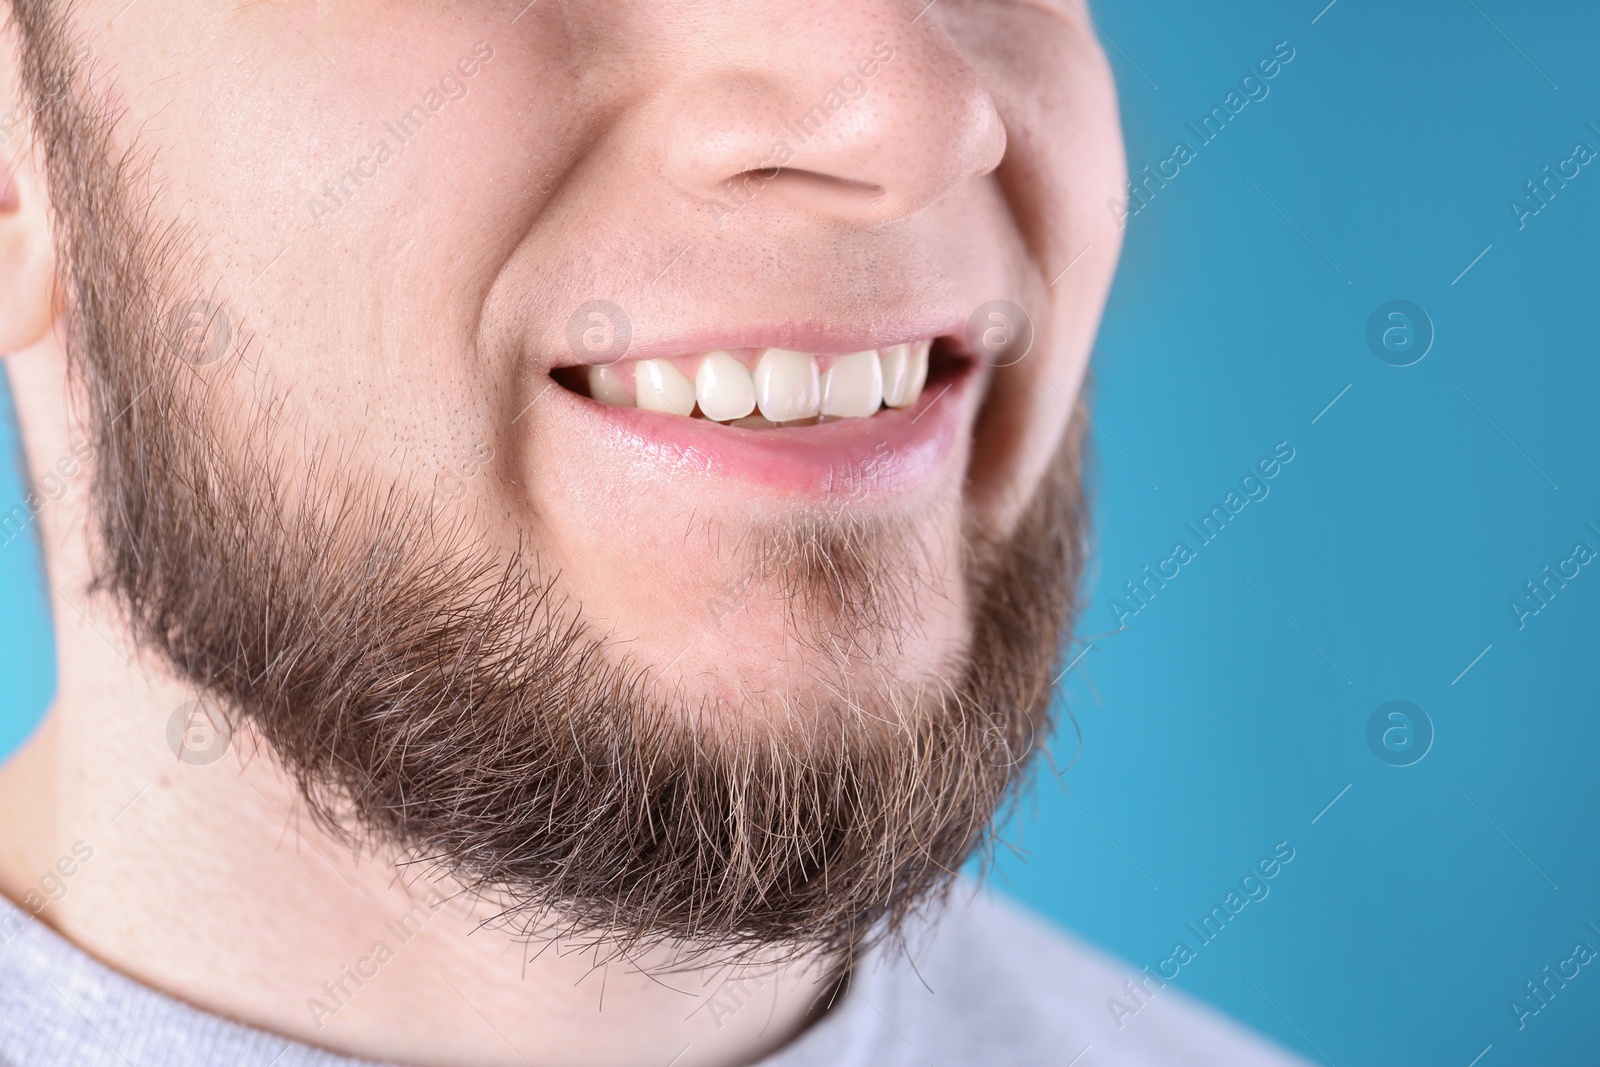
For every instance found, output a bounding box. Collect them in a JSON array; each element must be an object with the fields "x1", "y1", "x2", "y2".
[{"x1": 10, "y1": 1, "x2": 1087, "y2": 963}]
